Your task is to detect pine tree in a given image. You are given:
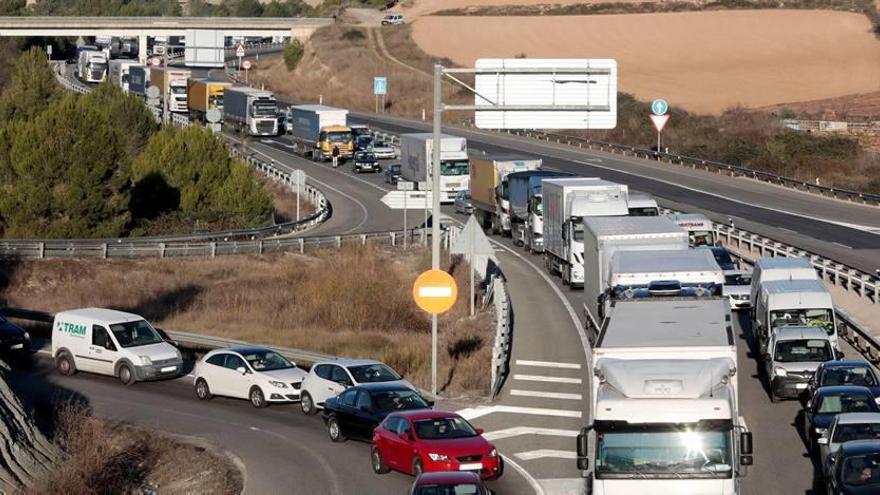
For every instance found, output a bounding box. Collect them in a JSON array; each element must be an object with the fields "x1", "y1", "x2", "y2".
[{"x1": 0, "y1": 47, "x2": 60, "y2": 122}]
